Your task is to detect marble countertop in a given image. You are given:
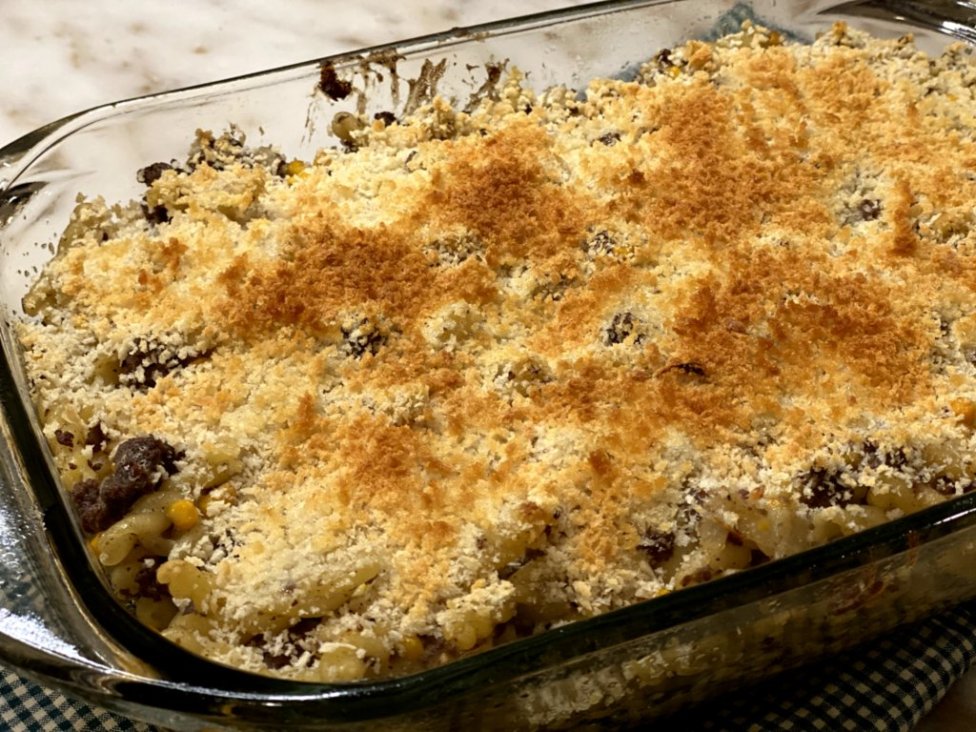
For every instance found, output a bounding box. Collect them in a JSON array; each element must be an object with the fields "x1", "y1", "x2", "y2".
[
  {"x1": 0, "y1": 1, "x2": 970, "y2": 729},
  {"x1": 0, "y1": 0, "x2": 592, "y2": 147}
]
